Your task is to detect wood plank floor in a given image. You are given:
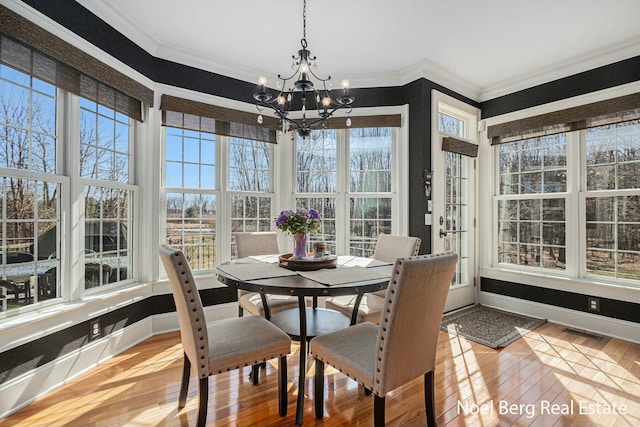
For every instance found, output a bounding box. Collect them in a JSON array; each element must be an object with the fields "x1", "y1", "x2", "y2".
[{"x1": 1, "y1": 322, "x2": 638, "y2": 426}]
